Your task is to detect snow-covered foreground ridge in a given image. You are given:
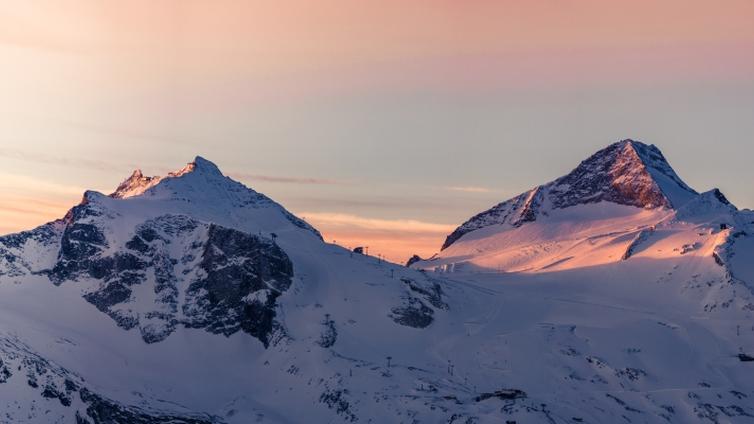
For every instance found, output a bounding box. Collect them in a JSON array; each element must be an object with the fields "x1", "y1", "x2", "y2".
[{"x1": 1, "y1": 144, "x2": 754, "y2": 423}]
